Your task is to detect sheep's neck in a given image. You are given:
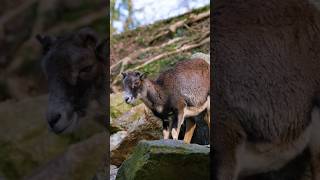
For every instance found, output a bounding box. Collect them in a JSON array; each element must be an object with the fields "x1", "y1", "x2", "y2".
[{"x1": 141, "y1": 79, "x2": 166, "y2": 113}]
